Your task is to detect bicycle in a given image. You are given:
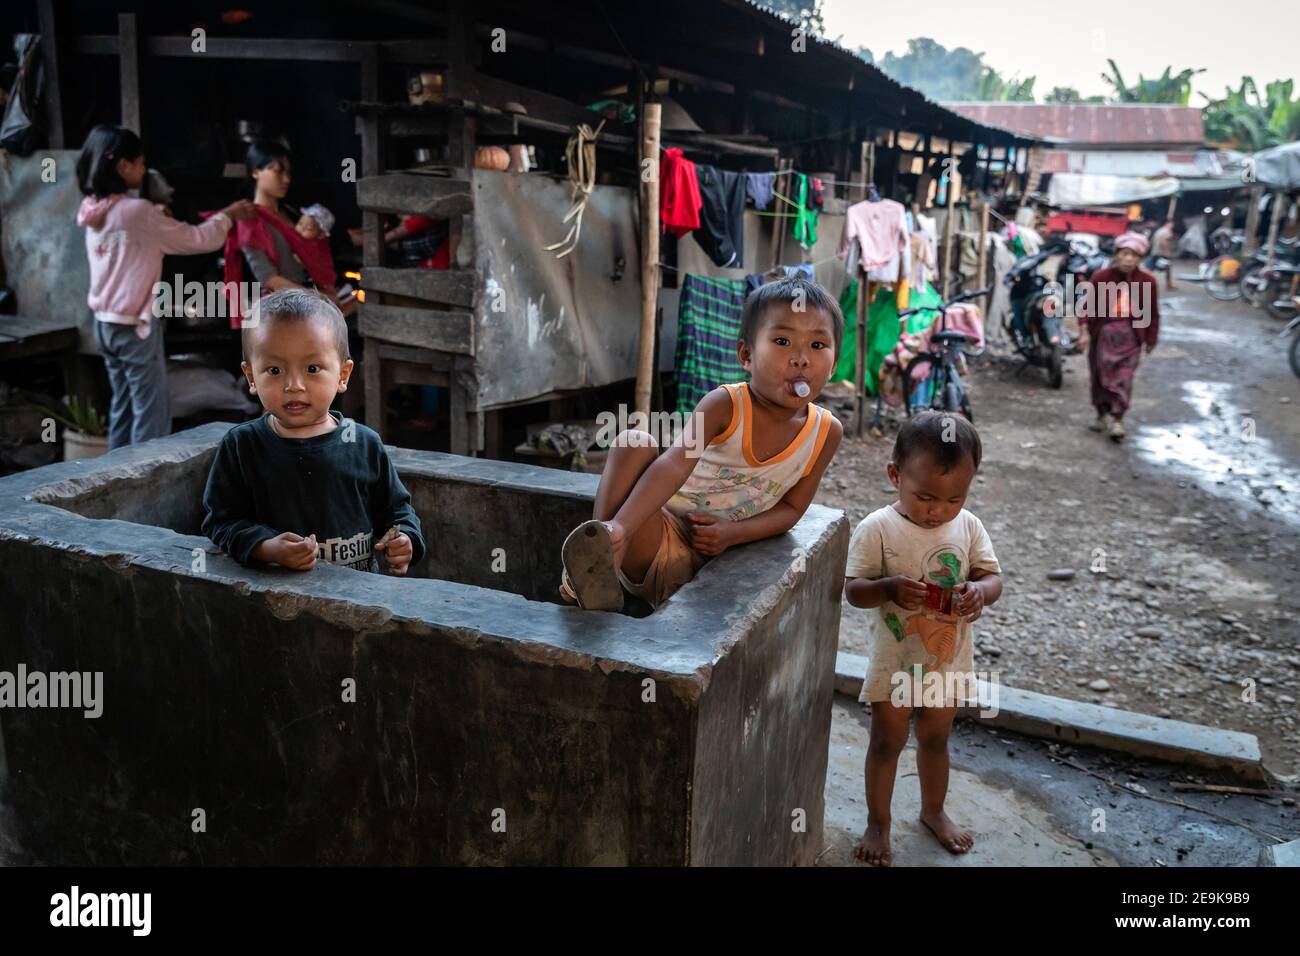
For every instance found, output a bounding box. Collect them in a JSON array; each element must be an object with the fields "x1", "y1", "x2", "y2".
[
  {"x1": 1203, "y1": 253, "x2": 1249, "y2": 301},
  {"x1": 897, "y1": 287, "x2": 993, "y2": 421}
]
